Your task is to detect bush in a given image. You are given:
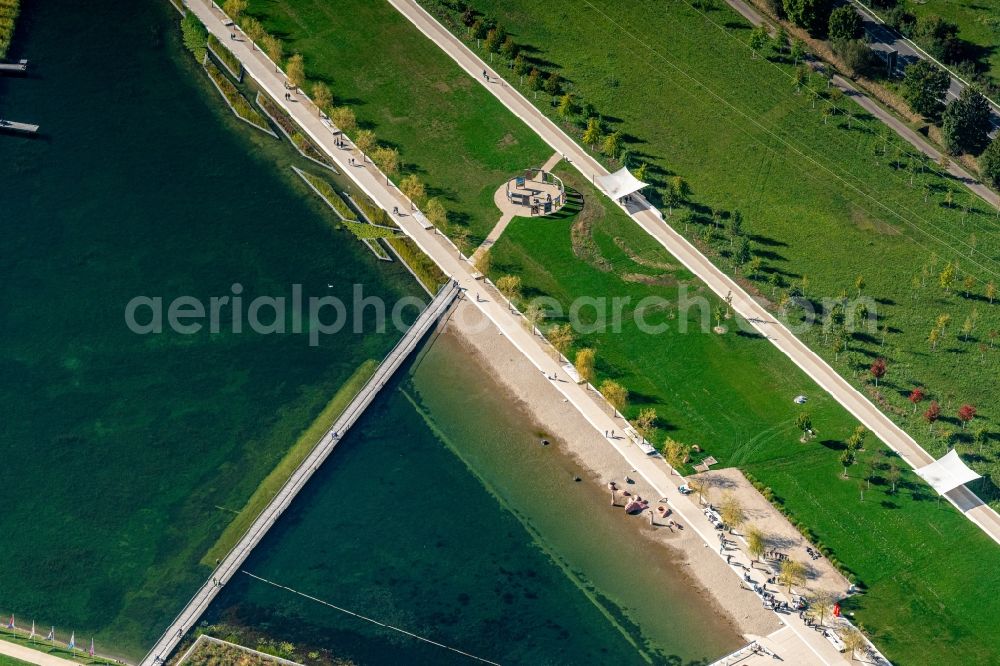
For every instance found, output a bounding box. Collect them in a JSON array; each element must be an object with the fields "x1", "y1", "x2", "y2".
[
  {"x1": 942, "y1": 87, "x2": 992, "y2": 155},
  {"x1": 833, "y1": 39, "x2": 883, "y2": 79},
  {"x1": 980, "y1": 137, "x2": 1000, "y2": 188},
  {"x1": 885, "y1": 7, "x2": 915, "y2": 36},
  {"x1": 913, "y1": 15, "x2": 961, "y2": 63},
  {"x1": 181, "y1": 10, "x2": 207, "y2": 62}
]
